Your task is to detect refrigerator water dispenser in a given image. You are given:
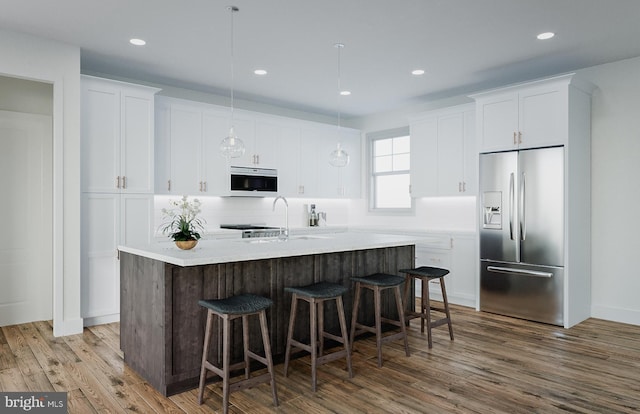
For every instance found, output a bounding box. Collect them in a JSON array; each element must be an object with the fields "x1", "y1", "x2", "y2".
[{"x1": 482, "y1": 191, "x2": 502, "y2": 229}]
